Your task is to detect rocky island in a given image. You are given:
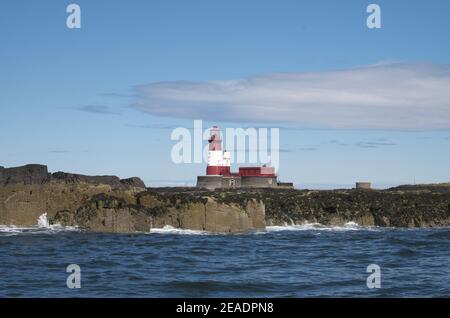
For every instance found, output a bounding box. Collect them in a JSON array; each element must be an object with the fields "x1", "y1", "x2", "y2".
[{"x1": 1, "y1": 164, "x2": 449, "y2": 233}]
